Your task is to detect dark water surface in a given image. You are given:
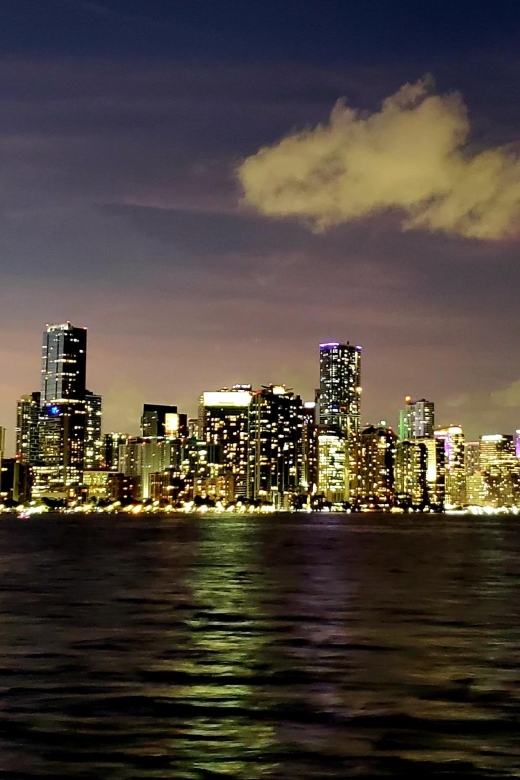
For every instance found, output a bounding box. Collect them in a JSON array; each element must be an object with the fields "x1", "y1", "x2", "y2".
[{"x1": 0, "y1": 513, "x2": 519, "y2": 778}]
